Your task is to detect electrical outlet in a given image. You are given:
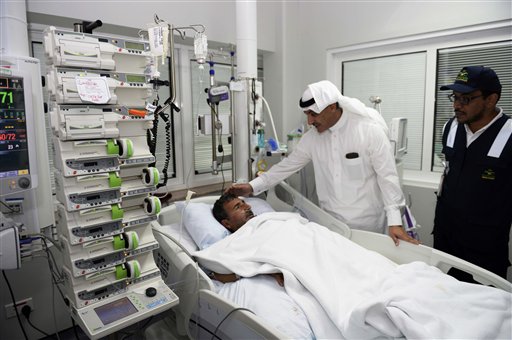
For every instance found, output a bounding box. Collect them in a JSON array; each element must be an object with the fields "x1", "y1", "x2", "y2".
[{"x1": 4, "y1": 298, "x2": 33, "y2": 319}]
